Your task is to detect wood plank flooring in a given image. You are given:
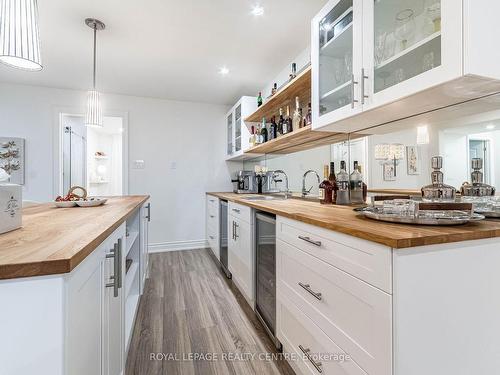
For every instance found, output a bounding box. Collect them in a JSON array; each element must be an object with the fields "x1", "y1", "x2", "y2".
[{"x1": 126, "y1": 249, "x2": 295, "y2": 375}]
